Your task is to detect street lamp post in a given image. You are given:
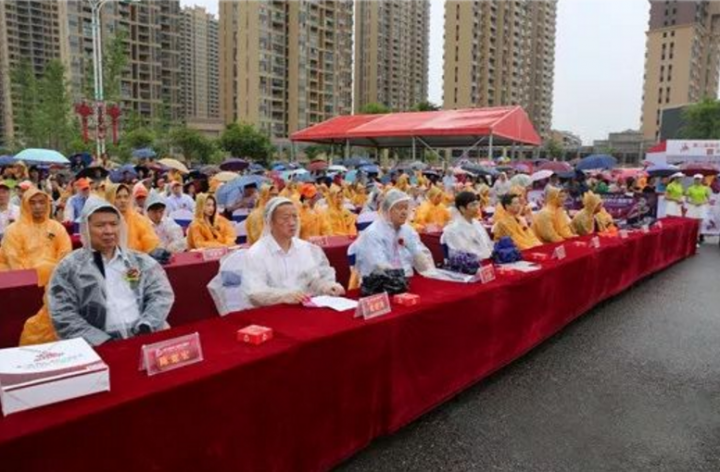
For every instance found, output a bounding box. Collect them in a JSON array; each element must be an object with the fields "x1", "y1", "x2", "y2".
[{"x1": 89, "y1": 0, "x2": 110, "y2": 160}]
